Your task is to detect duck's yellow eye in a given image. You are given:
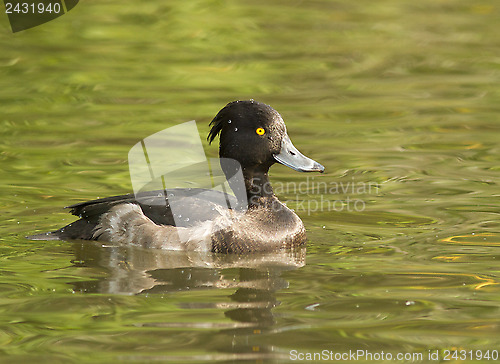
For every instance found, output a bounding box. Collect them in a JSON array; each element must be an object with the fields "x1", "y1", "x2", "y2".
[{"x1": 256, "y1": 128, "x2": 265, "y2": 136}]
